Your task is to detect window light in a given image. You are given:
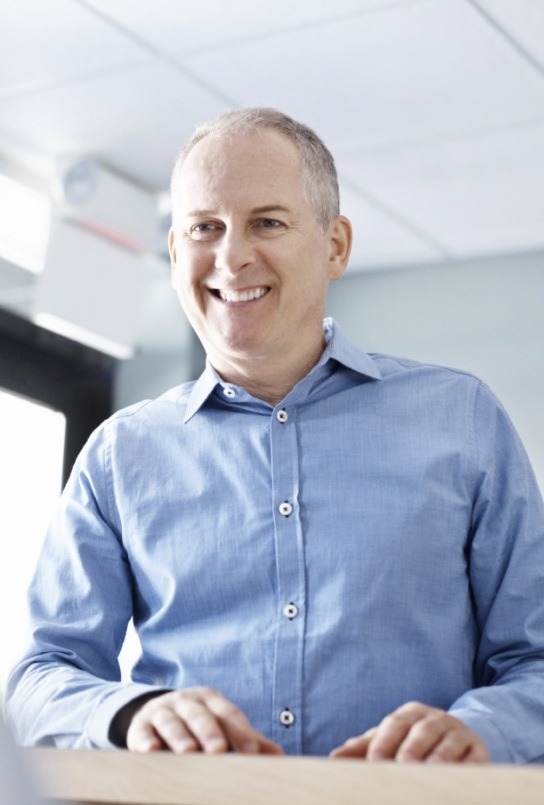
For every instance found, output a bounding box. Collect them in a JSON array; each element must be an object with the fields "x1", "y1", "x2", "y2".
[{"x1": 0, "y1": 173, "x2": 51, "y2": 273}]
